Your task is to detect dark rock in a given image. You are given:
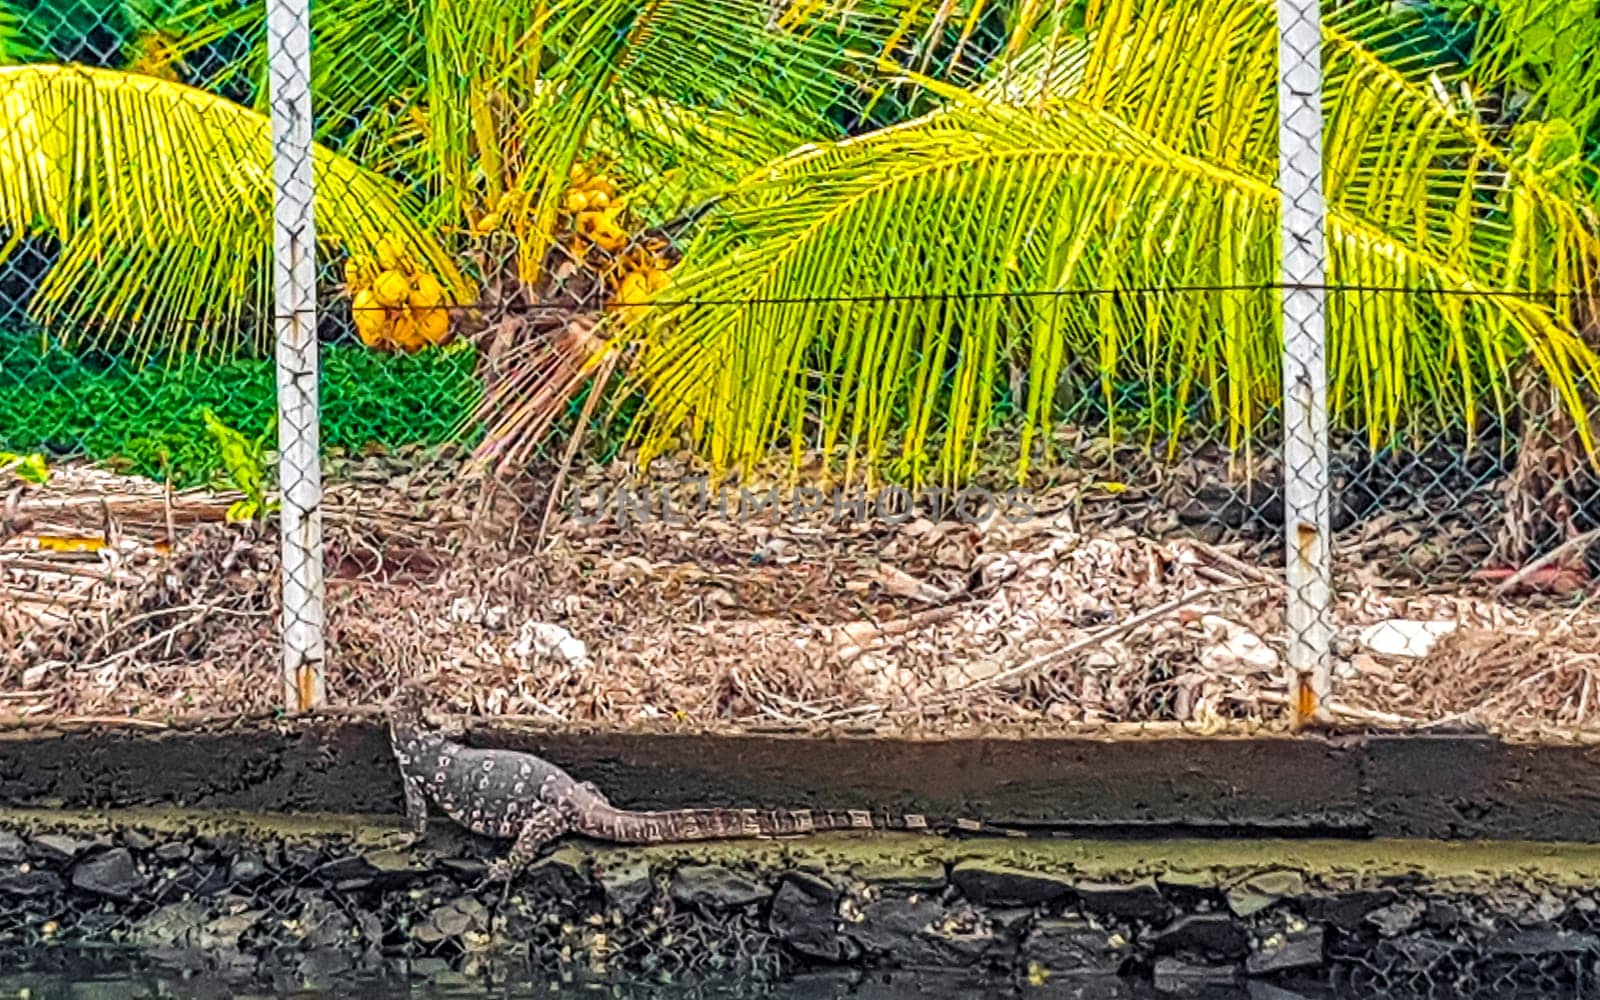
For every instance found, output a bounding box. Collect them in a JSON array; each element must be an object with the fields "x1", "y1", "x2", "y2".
[
  {"x1": 438, "y1": 858, "x2": 487, "y2": 879},
  {"x1": 1147, "y1": 913, "x2": 1250, "y2": 959},
  {"x1": 852, "y1": 861, "x2": 947, "y2": 891},
  {"x1": 121, "y1": 830, "x2": 156, "y2": 851},
  {"x1": 850, "y1": 894, "x2": 943, "y2": 956},
  {"x1": 852, "y1": 896, "x2": 997, "y2": 966},
  {"x1": 0, "y1": 865, "x2": 64, "y2": 897},
  {"x1": 281, "y1": 842, "x2": 324, "y2": 870},
  {"x1": 228, "y1": 852, "x2": 268, "y2": 885},
  {"x1": 1302, "y1": 890, "x2": 1396, "y2": 931},
  {"x1": 1227, "y1": 870, "x2": 1305, "y2": 918},
  {"x1": 71, "y1": 848, "x2": 141, "y2": 899},
  {"x1": 1022, "y1": 918, "x2": 1128, "y2": 975},
  {"x1": 1153, "y1": 957, "x2": 1240, "y2": 994},
  {"x1": 132, "y1": 900, "x2": 263, "y2": 954},
  {"x1": 153, "y1": 842, "x2": 190, "y2": 863},
  {"x1": 31, "y1": 833, "x2": 94, "y2": 863},
  {"x1": 1423, "y1": 899, "x2": 1461, "y2": 931},
  {"x1": 596, "y1": 859, "x2": 653, "y2": 915},
  {"x1": 1157, "y1": 870, "x2": 1218, "y2": 894},
  {"x1": 783, "y1": 870, "x2": 840, "y2": 902},
  {"x1": 1486, "y1": 928, "x2": 1600, "y2": 956},
  {"x1": 670, "y1": 865, "x2": 771, "y2": 910},
  {"x1": 770, "y1": 880, "x2": 842, "y2": 961},
  {"x1": 299, "y1": 896, "x2": 356, "y2": 950},
  {"x1": 0, "y1": 832, "x2": 26, "y2": 863},
  {"x1": 1247, "y1": 925, "x2": 1325, "y2": 975},
  {"x1": 950, "y1": 860, "x2": 1074, "y2": 905},
  {"x1": 413, "y1": 897, "x2": 488, "y2": 944},
  {"x1": 525, "y1": 847, "x2": 591, "y2": 899},
  {"x1": 1248, "y1": 984, "x2": 1319, "y2": 1000},
  {"x1": 990, "y1": 907, "x2": 1035, "y2": 939},
  {"x1": 1074, "y1": 878, "x2": 1171, "y2": 923},
  {"x1": 1365, "y1": 900, "x2": 1424, "y2": 938}
]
